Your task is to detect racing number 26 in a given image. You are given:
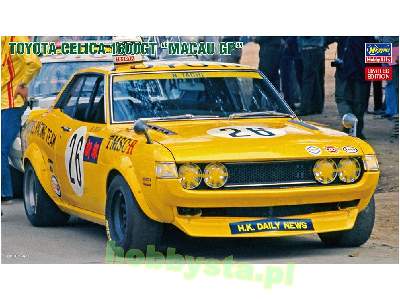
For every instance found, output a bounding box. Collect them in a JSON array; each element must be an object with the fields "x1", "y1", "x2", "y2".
[
  {"x1": 68, "y1": 133, "x2": 84, "y2": 186},
  {"x1": 220, "y1": 127, "x2": 276, "y2": 137},
  {"x1": 64, "y1": 126, "x2": 86, "y2": 196}
]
